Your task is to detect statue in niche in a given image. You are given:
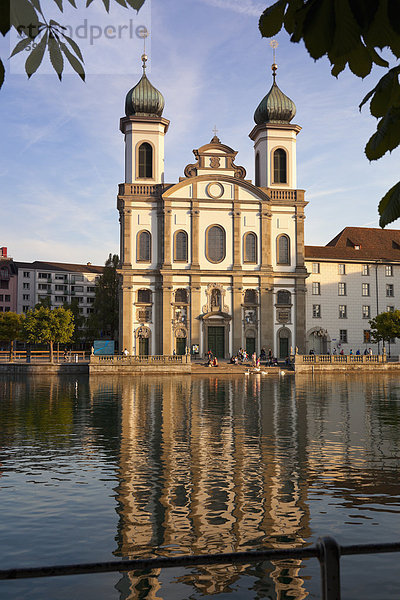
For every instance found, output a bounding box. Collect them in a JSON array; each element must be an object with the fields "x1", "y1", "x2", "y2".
[{"x1": 211, "y1": 288, "x2": 221, "y2": 309}]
